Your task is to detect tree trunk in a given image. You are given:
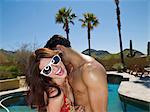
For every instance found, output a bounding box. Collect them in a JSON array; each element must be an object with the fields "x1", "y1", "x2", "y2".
[
  {"x1": 88, "y1": 27, "x2": 91, "y2": 56},
  {"x1": 148, "y1": 42, "x2": 150, "y2": 56},
  {"x1": 115, "y1": 1, "x2": 125, "y2": 66},
  {"x1": 66, "y1": 30, "x2": 69, "y2": 40},
  {"x1": 130, "y1": 40, "x2": 132, "y2": 56},
  {"x1": 65, "y1": 19, "x2": 69, "y2": 40}
]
